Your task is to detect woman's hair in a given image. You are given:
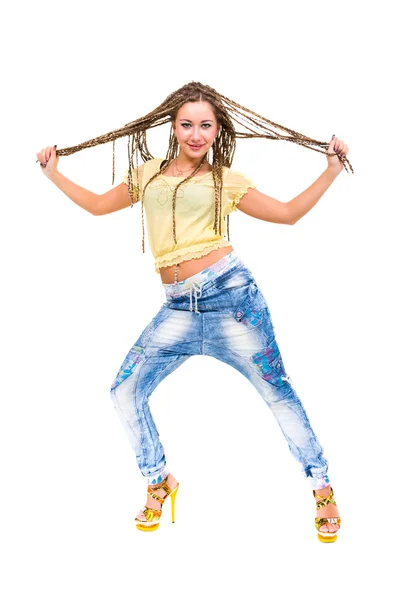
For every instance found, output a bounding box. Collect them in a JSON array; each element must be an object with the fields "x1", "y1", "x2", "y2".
[{"x1": 56, "y1": 81, "x2": 354, "y2": 253}]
